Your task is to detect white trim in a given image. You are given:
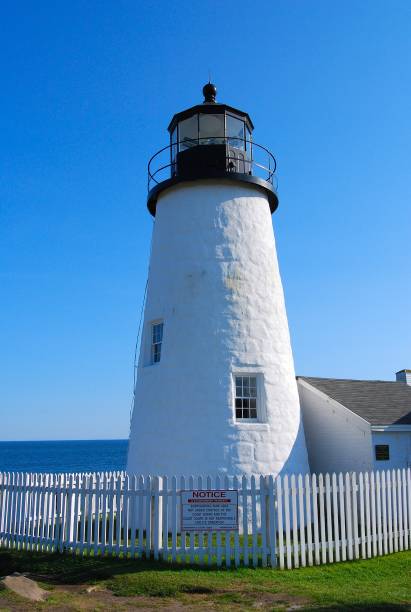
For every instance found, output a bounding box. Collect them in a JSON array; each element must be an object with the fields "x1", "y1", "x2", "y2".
[
  {"x1": 232, "y1": 371, "x2": 266, "y2": 424},
  {"x1": 371, "y1": 425, "x2": 411, "y2": 432}
]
